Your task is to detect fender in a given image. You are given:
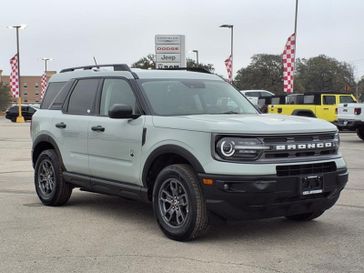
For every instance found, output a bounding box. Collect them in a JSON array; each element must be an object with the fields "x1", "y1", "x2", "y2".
[
  {"x1": 32, "y1": 134, "x2": 65, "y2": 170},
  {"x1": 142, "y1": 144, "x2": 205, "y2": 187}
]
